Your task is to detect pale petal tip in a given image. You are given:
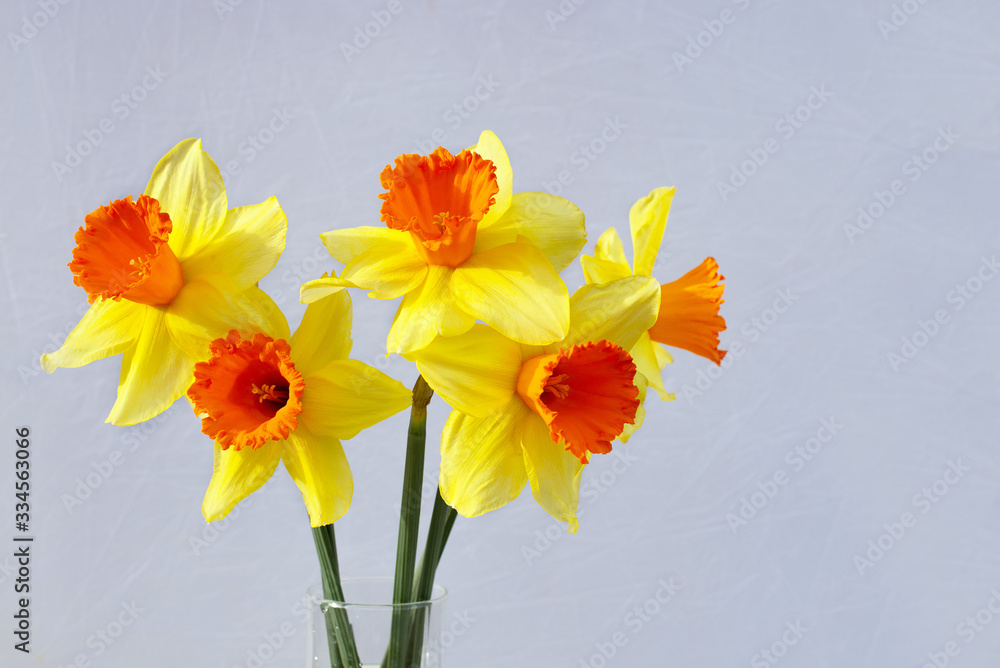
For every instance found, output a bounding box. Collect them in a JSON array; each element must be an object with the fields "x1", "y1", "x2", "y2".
[
  {"x1": 299, "y1": 283, "x2": 344, "y2": 304},
  {"x1": 39, "y1": 354, "x2": 56, "y2": 374},
  {"x1": 306, "y1": 498, "x2": 352, "y2": 527},
  {"x1": 202, "y1": 506, "x2": 224, "y2": 524},
  {"x1": 651, "y1": 388, "x2": 676, "y2": 402},
  {"x1": 202, "y1": 493, "x2": 234, "y2": 524}
]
